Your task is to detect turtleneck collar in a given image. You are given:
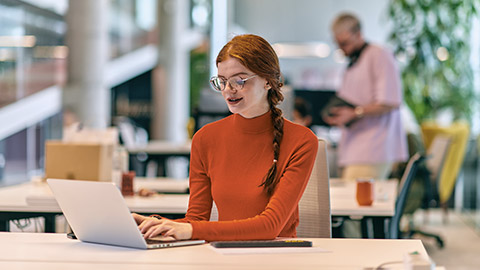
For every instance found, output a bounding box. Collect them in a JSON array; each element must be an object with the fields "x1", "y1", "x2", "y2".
[{"x1": 233, "y1": 111, "x2": 273, "y2": 134}]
